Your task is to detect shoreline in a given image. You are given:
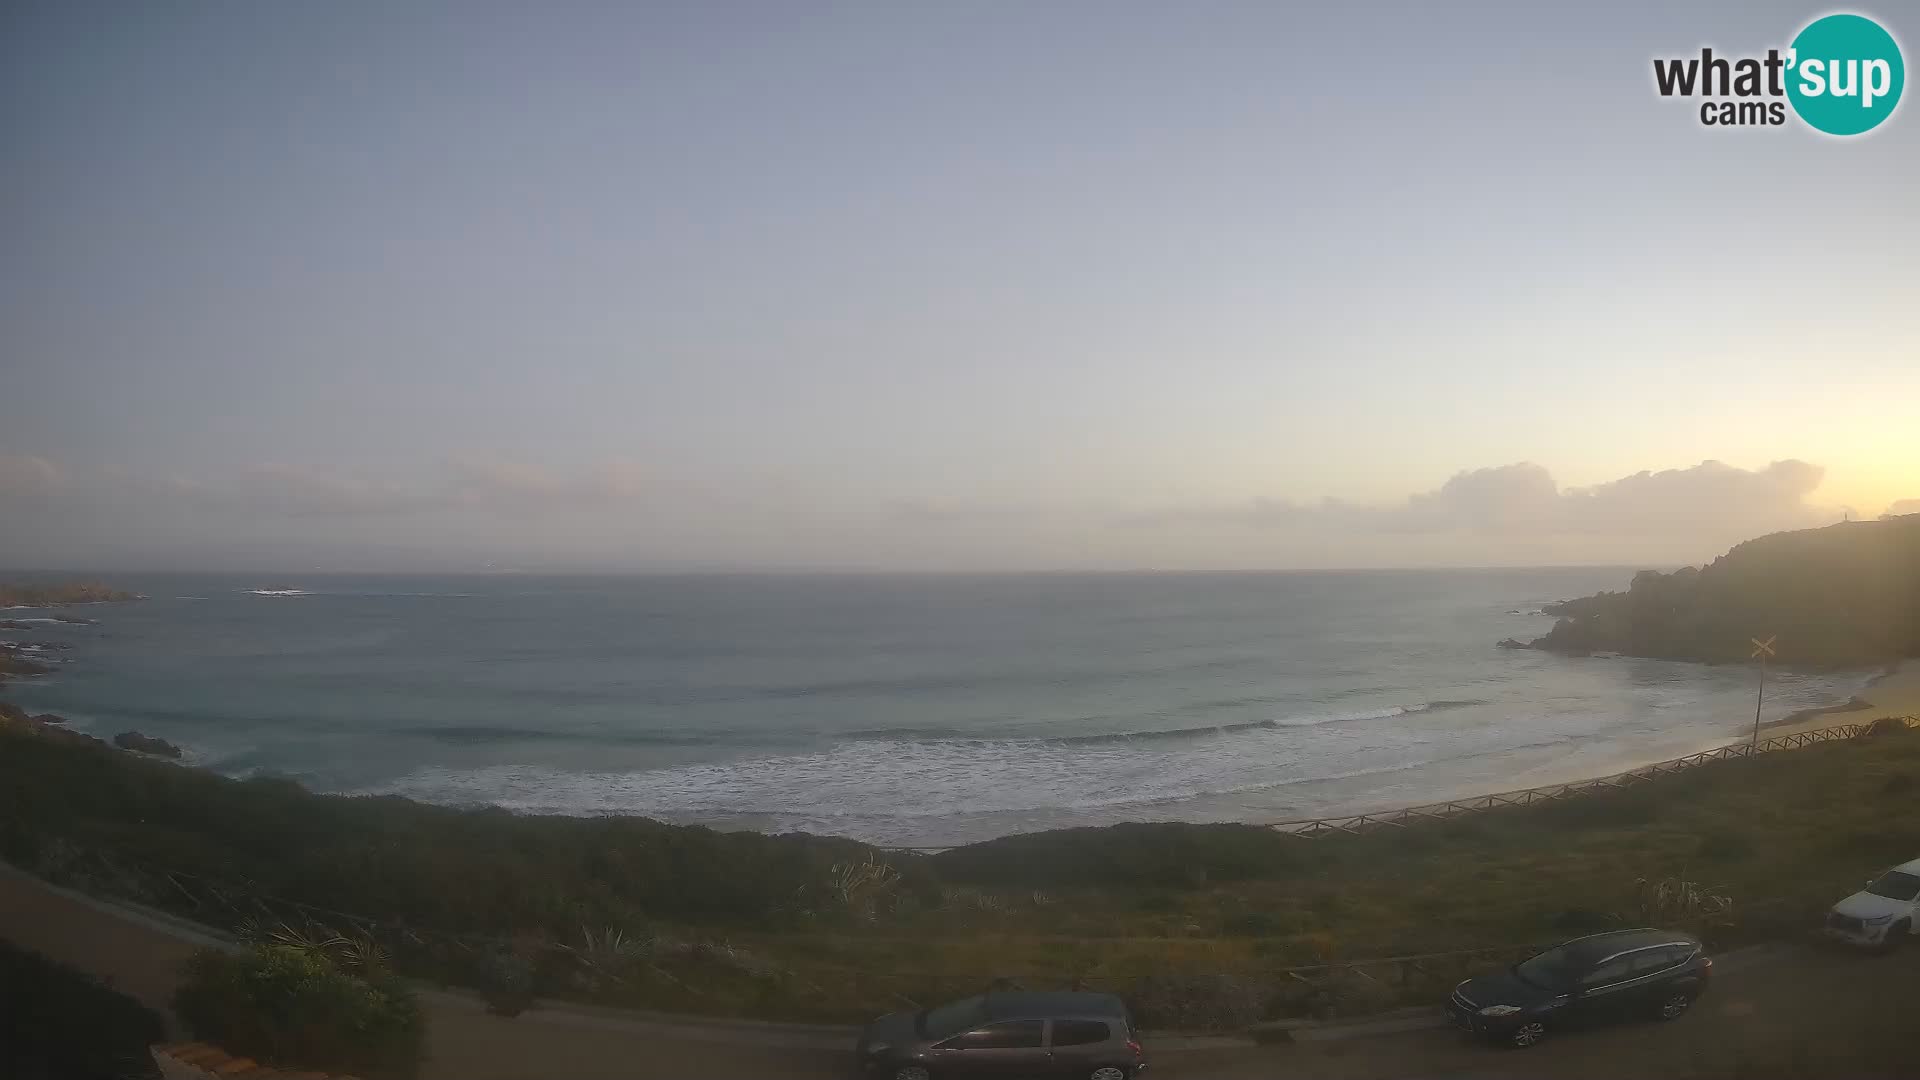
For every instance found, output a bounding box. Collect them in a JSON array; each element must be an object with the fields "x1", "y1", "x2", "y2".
[
  {"x1": 5, "y1": 578, "x2": 1919, "y2": 847},
  {"x1": 6, "y1": 656, "x2": 1913, "y2": 841},
  {"x1": 10, "y1": 662, "x2": 1914, "y2": 848},
  {"x1": 1753, "y1": 660, "x2": 1920, "y2": 739}
]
